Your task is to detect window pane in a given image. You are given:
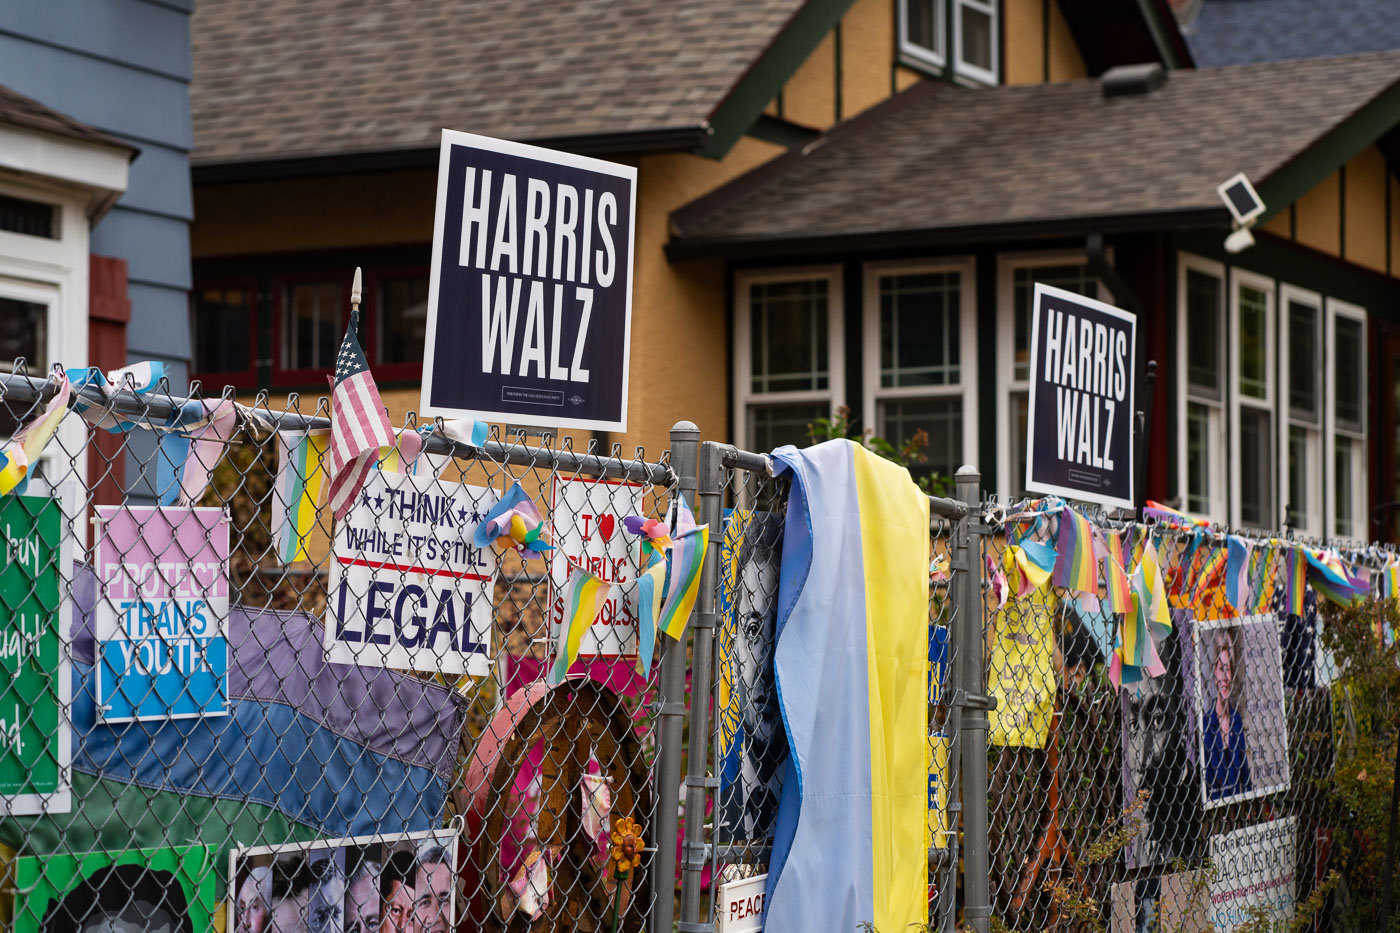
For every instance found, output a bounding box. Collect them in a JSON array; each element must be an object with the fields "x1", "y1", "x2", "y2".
[
  {"x1": 1335, "y1": 317, "x2": 1364, "y2": 429},
  {"x1": 750, "y1": 280, "x2": 828, "y2": 394},
  {"x1": 378, "y1": 275, "x2": 429, "y2": 365},
  {"x1": 1186, "y1": 401, "x2": 1212, "y2": 515},
  {"x1": 1335, "y1": 440, "x2": 1355, "y2": 539},
  {"x1": 0, "y1": 194, "x2": 56, "y2": 239},
  {"x1": 1012, "y1": 264, "x2": 1094, "y2": 382},
  {"x1": 1239, "y1": 407, "x2": 1274, "y2": 527},
  {"x1": 957, "y1": 1, "x2": 994, "y2": 73},
  {"x1": 1287, "y1": 299, "x2": 1318, "y2": 419},
  {"x1": 1186, "y1": 269, "x2": 1222, "y2": 398},
  {"x1": 1288, "y1": 425, "x2": 1312, "y2": 528},
  {"x1": 1238, "y1": 284, "x2": 1268, "y2": 400},
  {"x1": 880, "y1": 272, "x2": 959, "y2": 388},
  {"x1": 0, "y1": 296, "x2": 46, "y2": 372},
  {"x1": 1009, "y1": 390, "x2": 1028, "y2": 497},
  {"x1": 285, "y1": 282, "x2": 343, "y2": 371},
  {"x1": 194, "y1": 287, "x2": 252, "y2": 375},
  {"x1": 906, "y1": 0, "x2": 942, "y2": 55},
  {"x1": 749, "y1": 402, "x2": 828, "y2": 453},
  {"x1": 878, "y1": 396, "x2": 962, "y2": 484}
]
